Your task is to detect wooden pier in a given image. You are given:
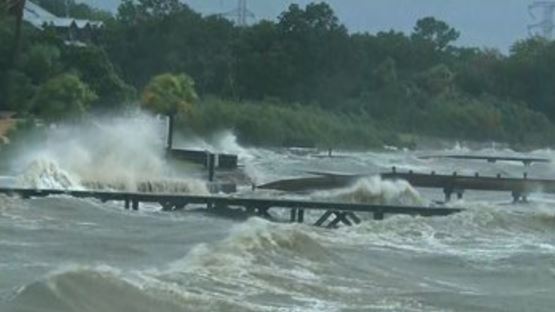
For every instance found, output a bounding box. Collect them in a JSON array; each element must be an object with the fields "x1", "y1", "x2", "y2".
[
  {"x1": 0, "y1": 188, "x2": 462, "y2": 227},
  {"x1": 258, "y1": 168, "x2": 555, "y2": 202},
  {"x1": 419, "y1": 155, "x2": 550, "y2": 166},
  {"x1": 383, "y1": 168, "x2": 555, "y2": 202}
]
